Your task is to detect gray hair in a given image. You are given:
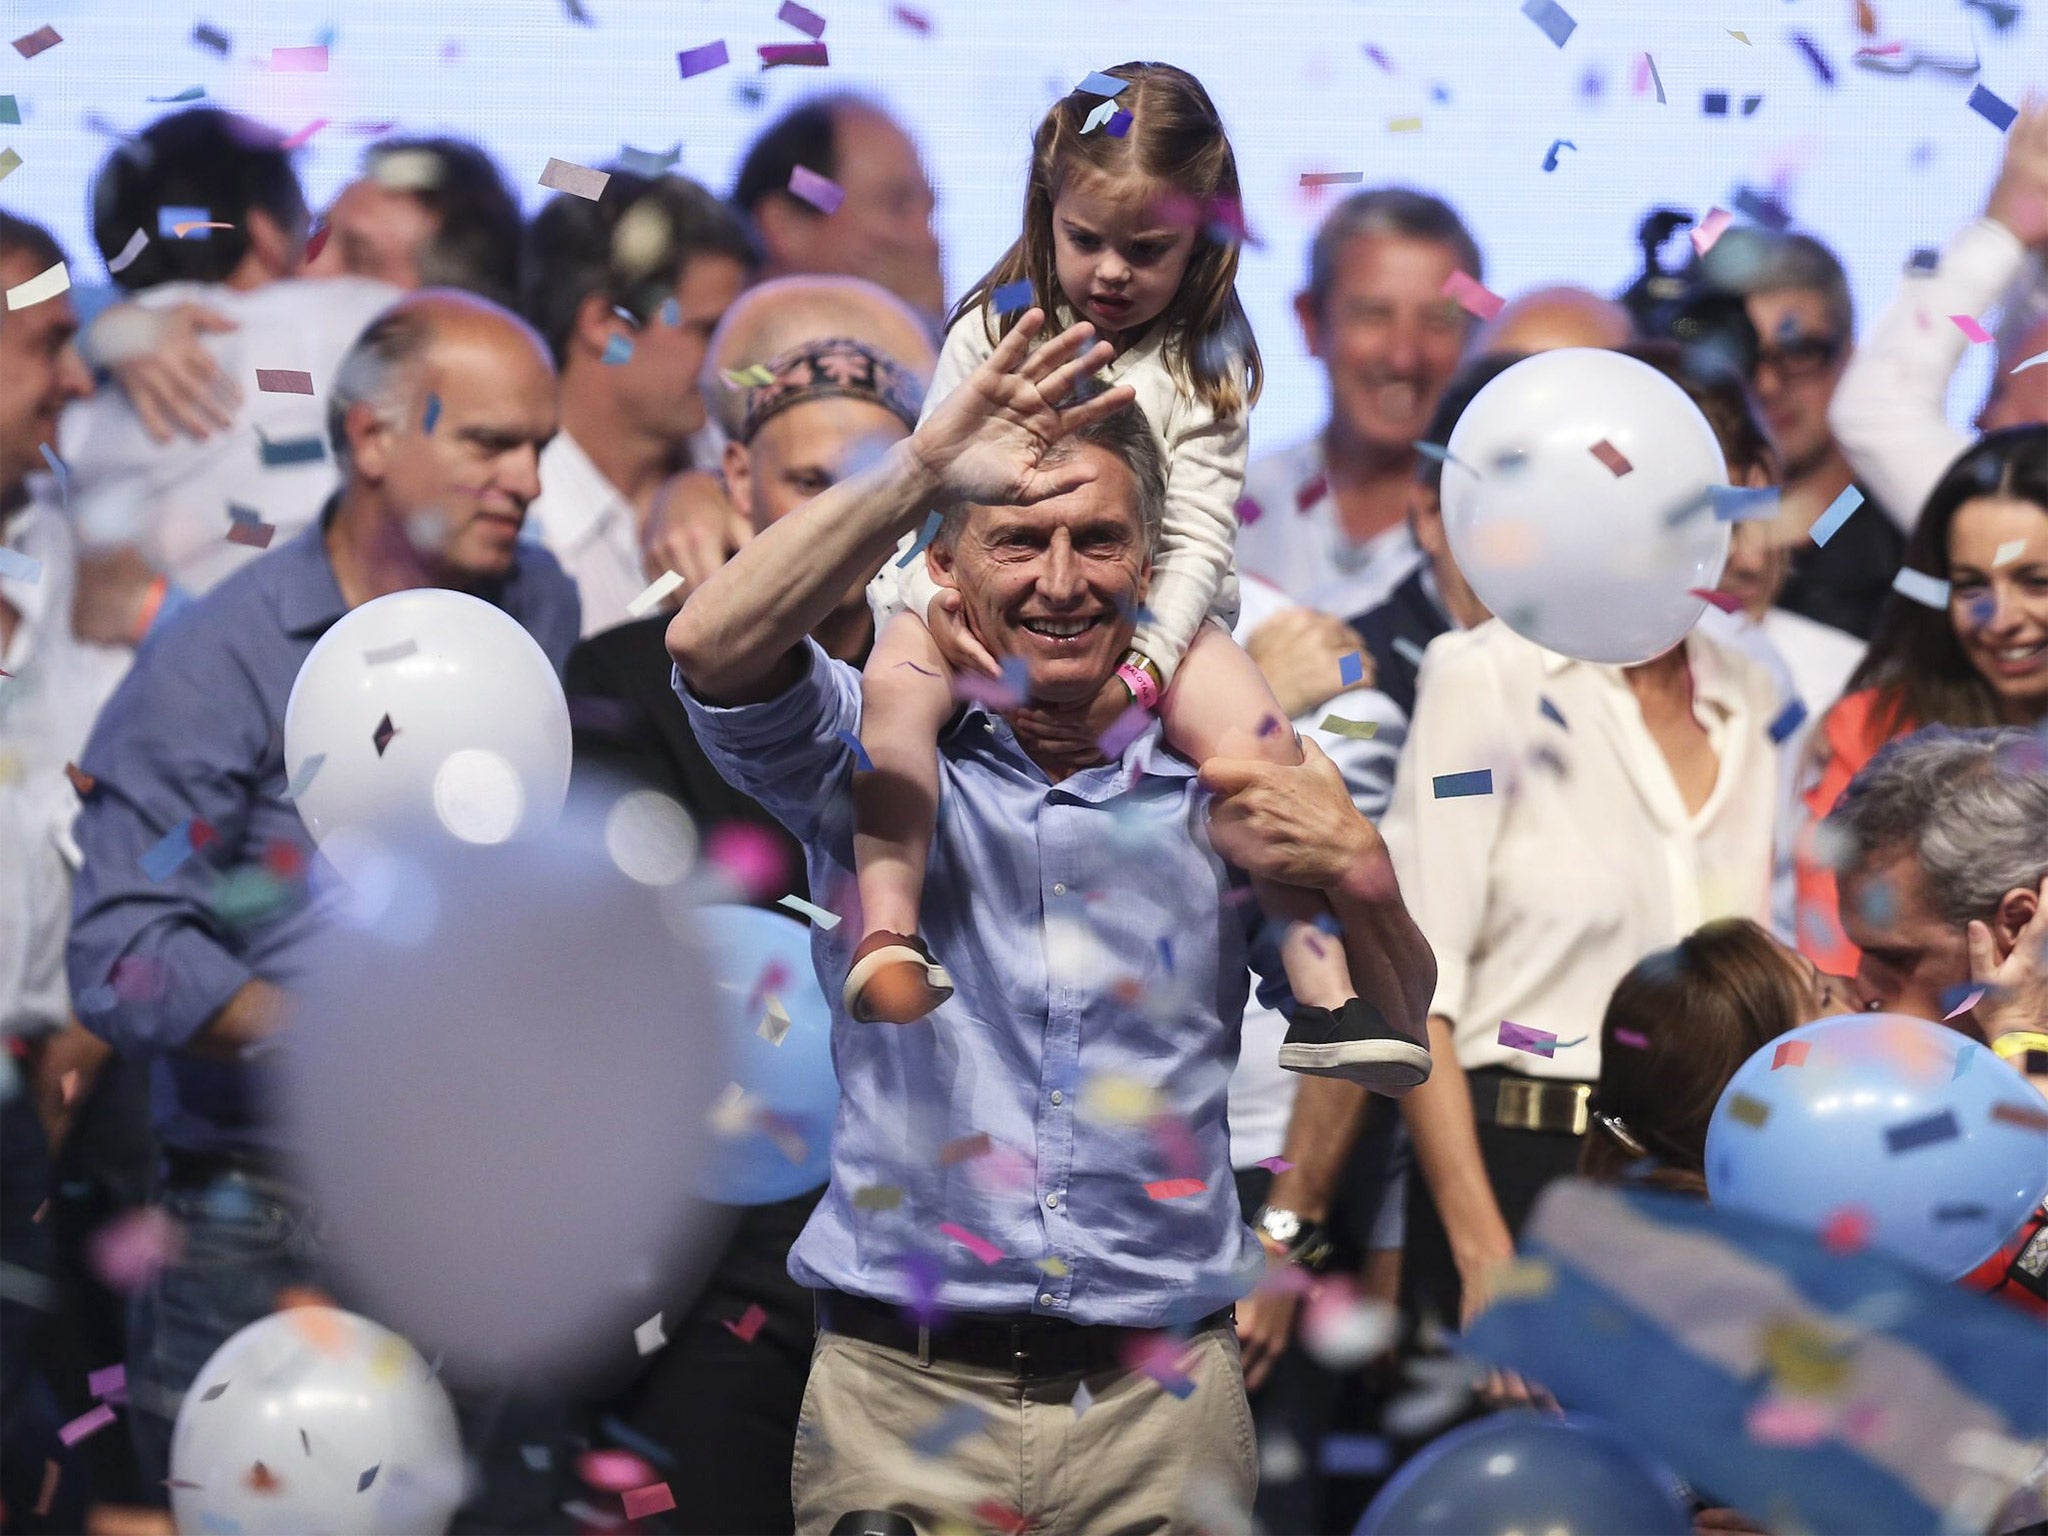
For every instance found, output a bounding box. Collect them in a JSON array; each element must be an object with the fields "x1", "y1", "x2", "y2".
[
  {"x1": 326, "y1": 305, "x2": 436, "y2": 475},
  {"x1": 936, "y1": 396, "x2": 1167, "y2": 557},
  {"x1": 1702, "y1": 228, "x2": 1855, "y2": 341},
  {"x1": 1826, "y1": 726, "x2": 2048, "y2": 925},
  {"x1": 1302, "y1": 187, "x2": 1483, "y2": 319}
]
